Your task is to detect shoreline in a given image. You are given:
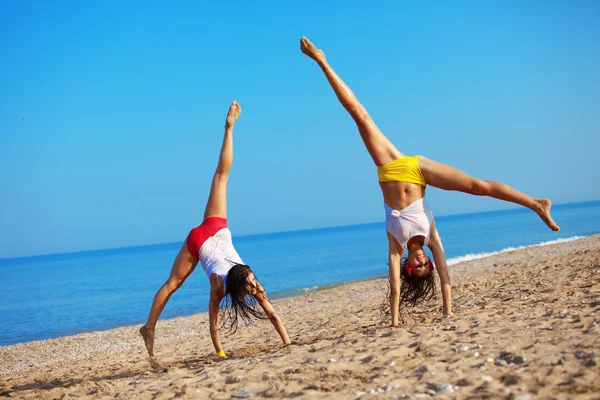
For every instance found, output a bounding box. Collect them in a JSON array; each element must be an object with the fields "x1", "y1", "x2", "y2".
[
  {"x1": 0, "y1": 234, "x2": 598, "y2": 398},
  {"x1": 0, "y1": 234, "x2": 590, "y2": 349}
]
